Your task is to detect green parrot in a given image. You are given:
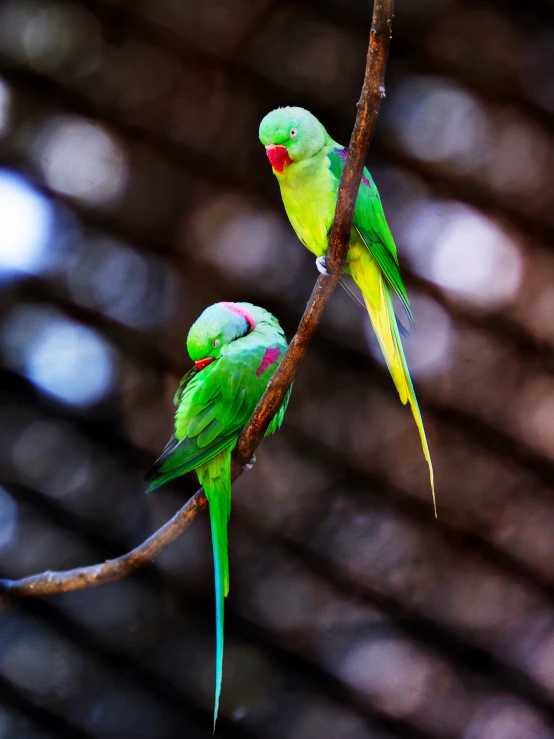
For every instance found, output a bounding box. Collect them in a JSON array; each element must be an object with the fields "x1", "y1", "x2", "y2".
[
  {"x1": 144, "y1": 301, "x2": 291, "y2": 728},
  {"x1": 259, "y1": 106, "x2": 435, "y2": 515}
]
